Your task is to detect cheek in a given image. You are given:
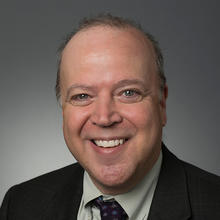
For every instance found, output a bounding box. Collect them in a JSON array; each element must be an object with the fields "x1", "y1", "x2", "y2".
[
  {"x1": 62, "y1": 106, "x2": 90, "y2": 138},
  {"x1": 121, "y1": 103, "x2": 155, "y2": 129},
  {"x1": 62, "y1": 107, "x2": 91, "y2": 161},
  {"x1": 124, "y1": 103, "x2": 162, "y2": 164},
  {"x1": 121, "y1": 102, "x2": 162, "y2": 152}
]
